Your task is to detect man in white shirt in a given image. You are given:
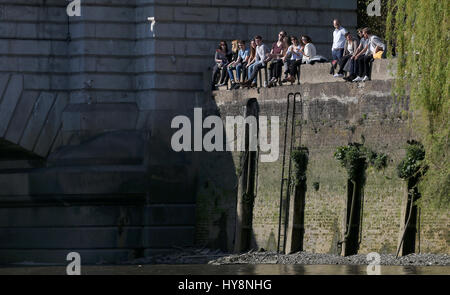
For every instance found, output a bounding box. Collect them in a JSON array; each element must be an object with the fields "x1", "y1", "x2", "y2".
[
  {"x1": 332, "y1": 19, "x2": 347, "y2": 62},
  {"x1": 243, "y1": 35, "x2": 270, "y2": 87}
]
